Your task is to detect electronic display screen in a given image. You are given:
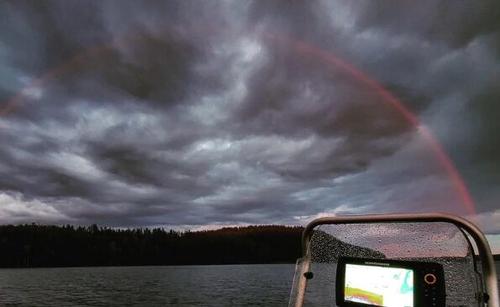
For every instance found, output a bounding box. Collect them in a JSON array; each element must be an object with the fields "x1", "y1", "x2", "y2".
[{"x1": 344, "y1": 263, "x2": 414, "y2": 307}]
